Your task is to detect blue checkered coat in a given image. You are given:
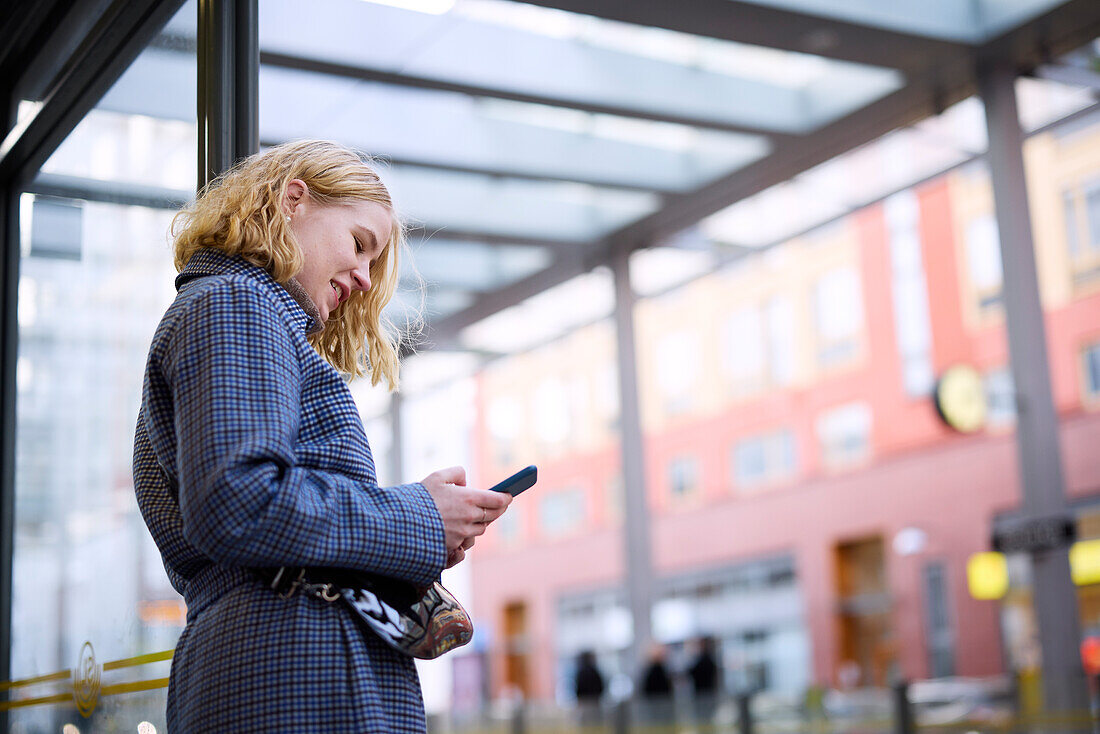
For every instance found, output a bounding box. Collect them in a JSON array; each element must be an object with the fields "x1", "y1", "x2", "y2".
[{"x1": 133, "y1": 249, "x2": 446, "y2": 732}]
